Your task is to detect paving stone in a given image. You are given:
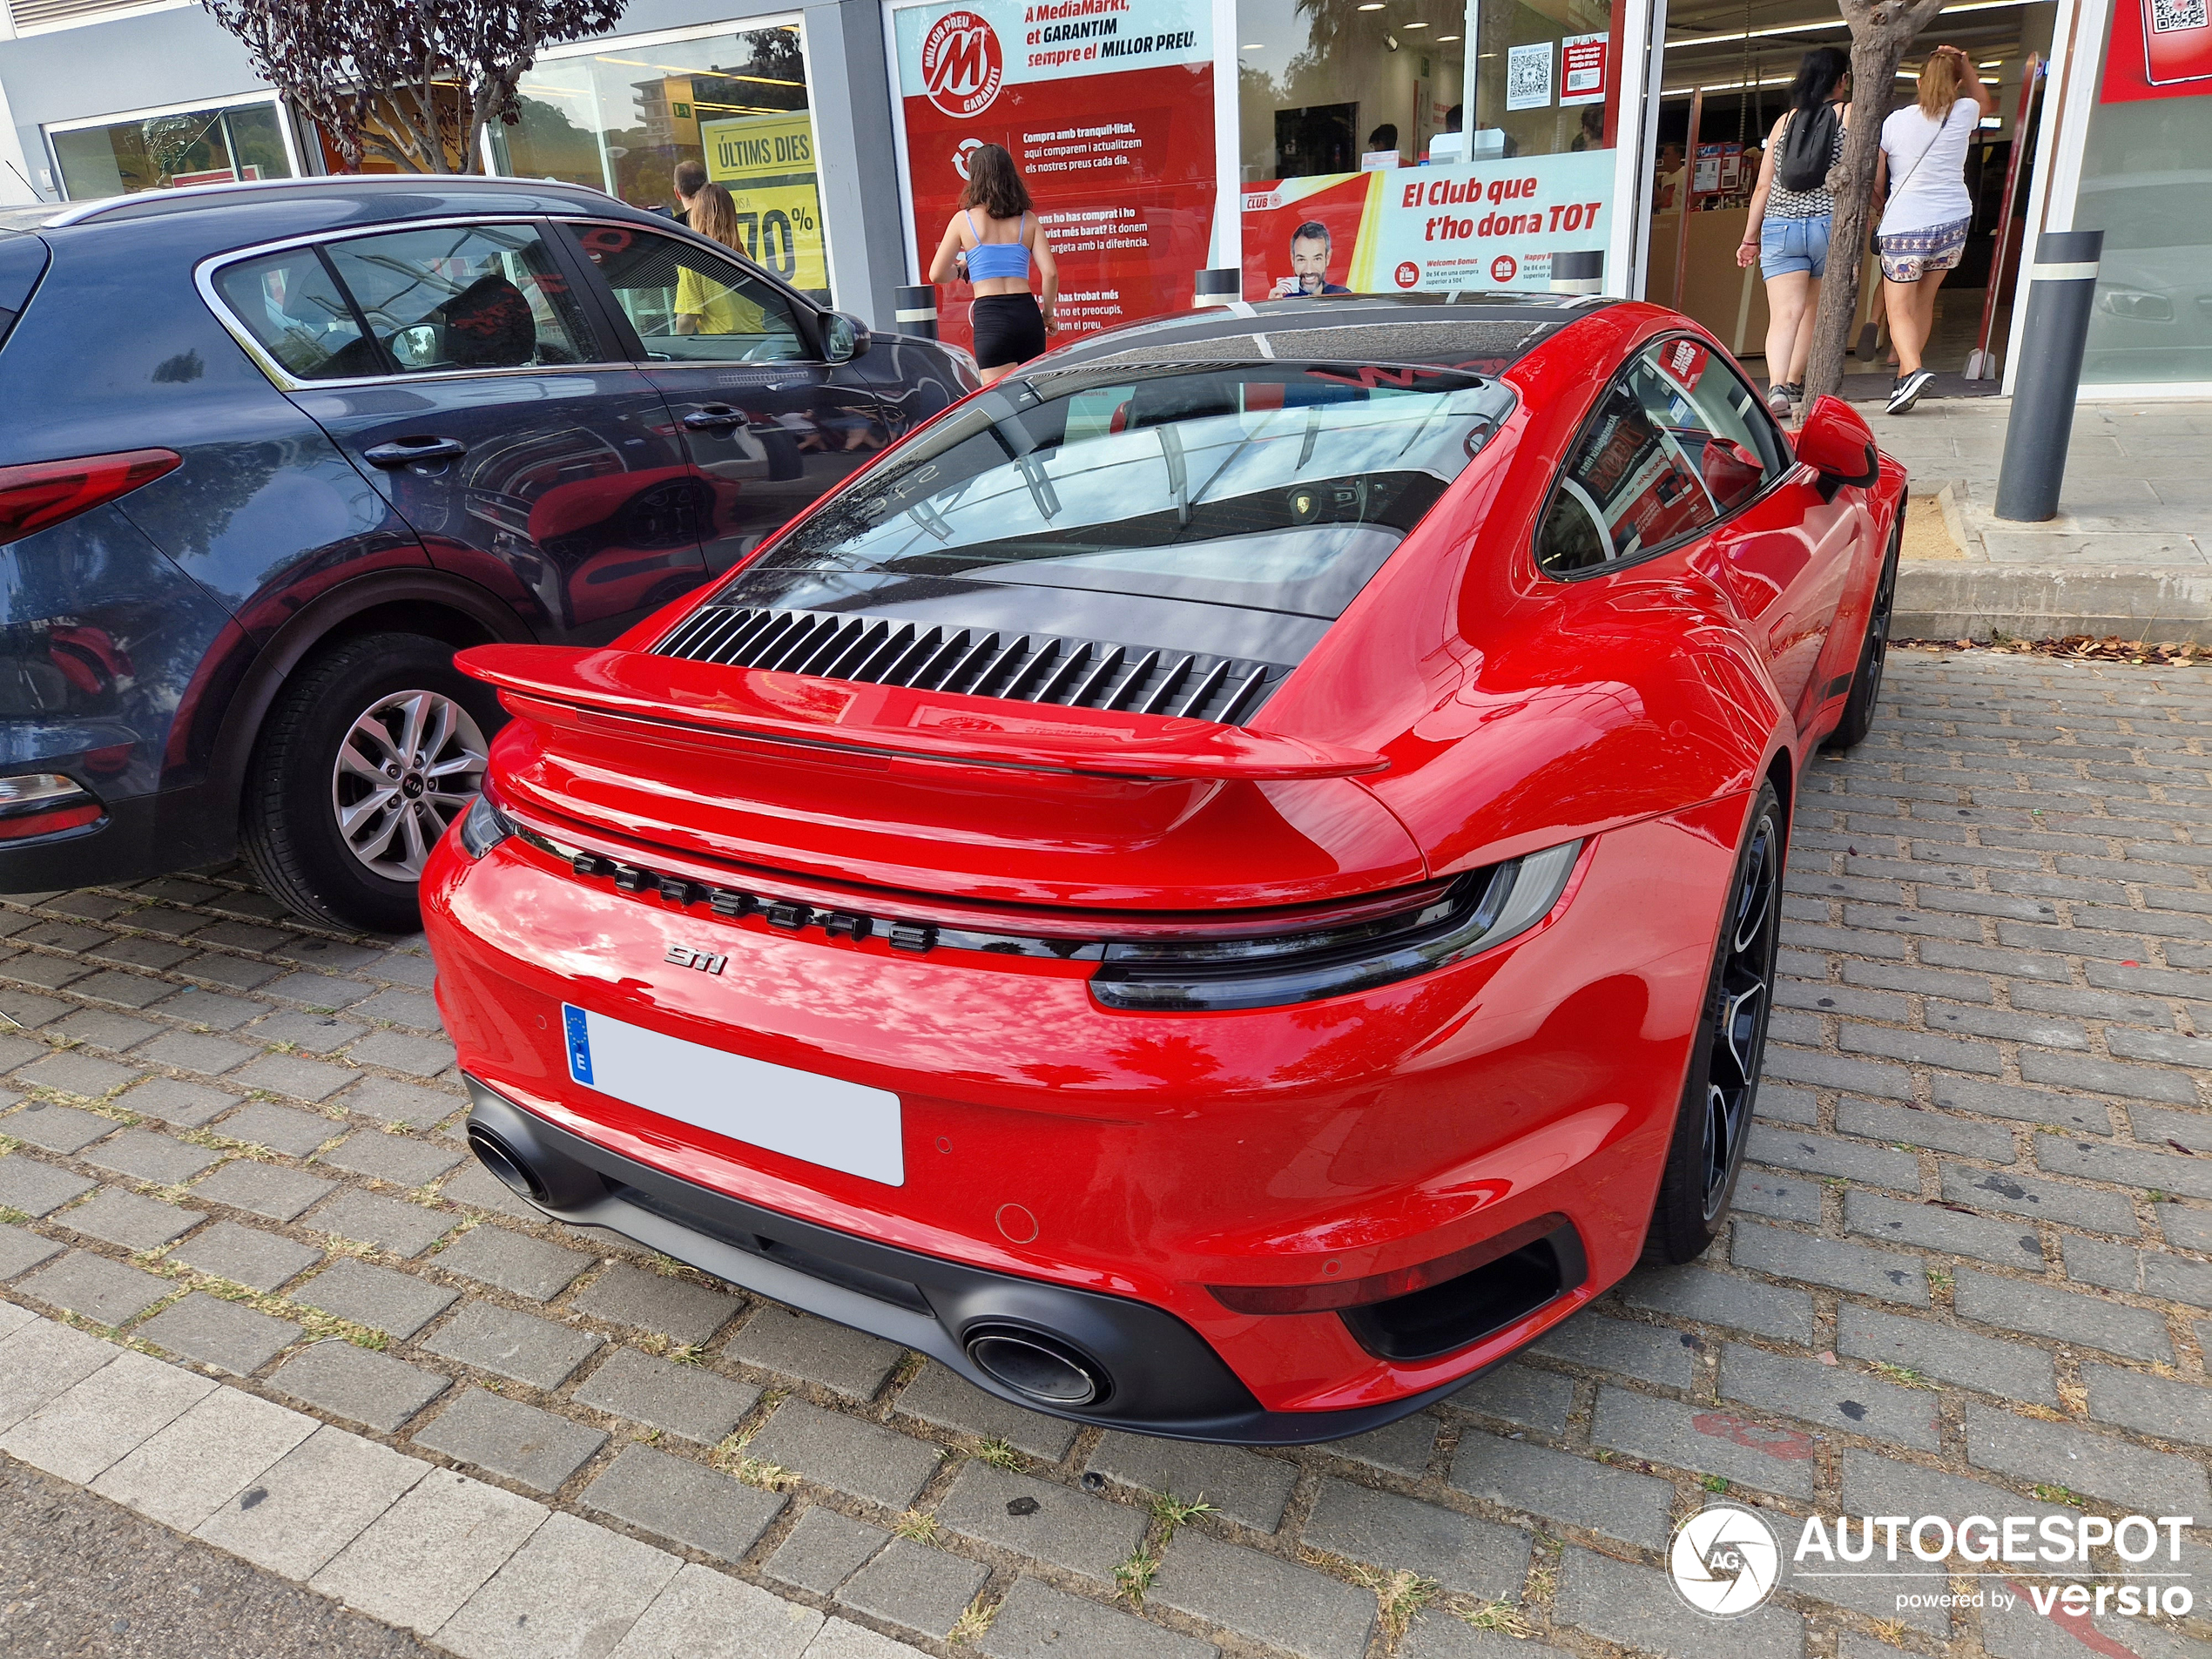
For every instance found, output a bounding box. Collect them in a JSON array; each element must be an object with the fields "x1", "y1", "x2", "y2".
[
  {"x1": 1619, "y1": 1262, "x2": 1817, "y2": 1344},
  {"x1": 1720, "y1": 1342, "x2": 1941, "y2": 1449},
  {"x1": 1447, "y1": 1361, "x2": 1574, "y2": 1432},
  {"x1": 1733, "y1": 1220, "x2": 1928, "y2": 1305},
  {"x1": 1952, "y1": 1268, "x2": 2175, "y2": 1363},
  {"x1": 1736, "y1": 1170, "x2": 1823, "y2": 1223},
  {"x1": 1305, "y1": 1474, "x2": 1533, "y2": 1597},
  {"x1": 580, "y1": 1441, "x2": 786, "y2": 1563},
  {"x1": 1085, "y1": 1428, "x2": 1298, "y2": 1532},
  {"x1": 138, "y1": 1290, "x2": 302, "y2": 1375},
  {"x1": 1747, "y1": 1125, "x2": 1922, "y2": 1190},
  {"x1": 273, "y1": 939, "x2": 387, "y2": 974},
  {"x1": 1963, "y1": 1399, "x2": 2209, "y2": 1514},
  {"x1": 437, "y1": 1160, "x2": 540, "y2": 1220},
  {"x1": 1449, "y1": 1431, "x2": 1675, "y2": 1549},
  {"x1": 2081, "y1": 1362, "x2": 2212, "y2": 1447},
  {"x1": 575, "y1": 1345, "x2": 759, "y2": 1443},
  {"x1": 1938, "y1": 1163, "x2": 2141, "y2": 1235},
  {"x1": 304, "y1": 1188, "x2": 454, "y2": 1258},
  {"x1": 58, "y1": 1186, "x2": 205, "y2": 1251},
  {"x1": 118, "y1": 1076, "x2": 245, "y2": 1129},
  {"x1": 415, "y1": 1386, "x2": 610, "y2": 1494},
  {"x1": 1844, "y1": 1190, "x2": 2045, "y2": 1269},
  {"x1": 0, "y1": 1346, "x2": 215, "y2": 1484},
  {"x1": 2020, "y1": 1049, "x2": 2198, "y2": 1107},
  {"x1": 5, "y1": 1100, "x2": 118, "y2": 1154},
  {"x1": 727, "y1": 1304, "x2": 905, "y2": 1397},
  {"x1": 250, "y1": 1011, "x2": 371, "y2": 1053},
  {"x1": 335, "y1": 1074, "x2": 460, "y2": 1129},
  {"x1": 353, "y1": 988, "x2": 444, "y2": 1030},
  {"x1": 193, "y1": 1420, "x2": 429, "y2": 1580},
  {"x1": 935, "y1": 1460, "x2": 1146, "y2": 1581},
  {"x1": 189, "y1": 1157, "x2": 334, "y2": 1221},
  {"x1": 156, "y1": 987, "x2": 274, "y2": 1029},
  {"x1": 885, "y1": 1362, "x2": 1078, "y2": 1465},
  {"x1": 1555, "y1": 1546, "x2": 1804, "y2": 1659},
  {"x1": 2065, "y1": 1236, "x2": 2212, "y2": 1307},
  {"x1": 176, "y1": 953, "x2": 287, "y2": 992},
  {"x1": 1834, "y1": 1304, "x2": 2058, "y2": 1405},
  {"x1": 84, "y1": 1129, "x2": 221, "y2": 1187},
  {"x1": 744, "y1": 1399, "x2": 945, "y2": 1510},
  {"x1": 1751, "y1": 1082, "x2": 1819, "y2": 1124},
  {"x1": 609, "y1": 1563, "x2": 822, "y2": 1659},
  {"x1": 0, "y1": 987, "x2": 70, "y2": 1028},
  {"x1": 50, "y1": 1008, "x2": 162, "y2": 1053},
  {"x1": 272, "y1": 1337, "x2": 451, "y2": 1432},
  {"x1": 347, "y1": 1029, "x2": 457, "y2": 1078},
  {"x1": 1532, "y1": 1312, "x2": 1702, "y2": 1388},
  {"x1": 0, "y1": 1155, "x2": 94, "y2": 1217},
  {"x1": 2157, "y1": 1202, "x2": 2212, "y2": 1253},
  {"x1": 431, "y1": 1224, "x2": 591, "y2": 1300},
  {"x1": 1319, "y1": 1412, "x2": 1440, "y2": 1479},
  {"x1": 1764, "y1": 1047, "x2": 1914, "y2": 1100},
  {"x1": 310, "y1": 1465, "x2": 549, "y2": 1635},
  {"x1": 980, "y1": 1577, "x2": 1217, "y2": 1659},
  {"x1": 260, "y1": 971, "x2": 377, "y2": 1009},
  {"x1": 1150, "y1": 1529, "x2": 1375, "y2": 1659},
  {"x1": 0, "y1": 1222, "x2": 63, "y2": 1278},
  {"x1": 1402, "y1": 1617, "x2": 1570, "y2": 1659},
  {"x1": 233, "y1": 1052, "x2": 354, "y2": 1103},
  {"x1": 320, "y1": 1130, "x2": 464, "y2": 1188},
  {"x1": 18, "y1": 1252, "x2": 172, "y2": 1334},
  {"x1": 64, "y1": 969, "x2": 174, "y2": 1010},
  {"x1": 433, "y1": 1508, "x2": 678, "y2": 1658},
  {"x1": 1590, "y1": 1386, "x2": 1817, "y2": 1497},
  {"x1": 570, "y1": 1260, "x2": 741, "y2": 1348},
  {"x1": 765, "y1": 1506, "x2": 891, "y2": 1594},
  {"x1": 2038, "y1": 1134, "x2": 2212, "y2": 1202},
  {"x1": 138, "y1": 1029, "x2": 257, "y2": 1077},
  {"x1": 1836, "y1": 1098, "x2": 2018, "y2": 1162},
  {"x1": 206, "y1": 1100, "x2": 342, "y2": 1158},
  {"x1": 90, "y1": 1382, "x2": 317, "y2": 1531},
  {"x1": 296, "y1": 1257, "x2": 460, "y2": 1339},
  {"x1": 840, "y1": 1536, "x2": 988, "y2": 1638},
  {"x1": 422, "y1": 1299, "x2": 602, "y2": 1390},
  {"x1": 15, "y1": 1050, "x2": 142, "y2": 1101}
]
